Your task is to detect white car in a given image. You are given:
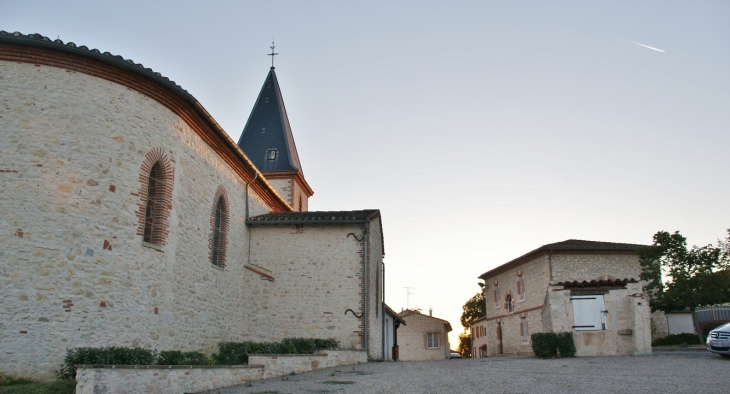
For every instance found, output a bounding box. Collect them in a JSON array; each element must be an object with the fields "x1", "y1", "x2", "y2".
[
  {"x1": 706, "y1": 322, "x2": 730, "y2": 359},
  {"x1": 450, "y1": 352, "x2": 462, "y2": 359}
]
